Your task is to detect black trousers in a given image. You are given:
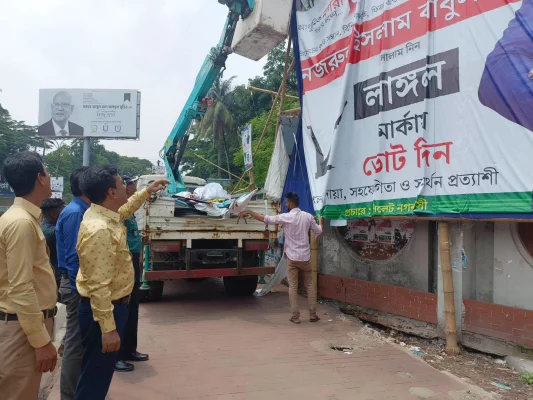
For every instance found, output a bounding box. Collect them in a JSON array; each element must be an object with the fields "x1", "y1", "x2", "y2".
[
  {"x1": 118, "y1": 252, "x2": 141, "y2": 360},
  {"x1": 75, "y1": 302, "x2": 129, "y2": 400}
]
